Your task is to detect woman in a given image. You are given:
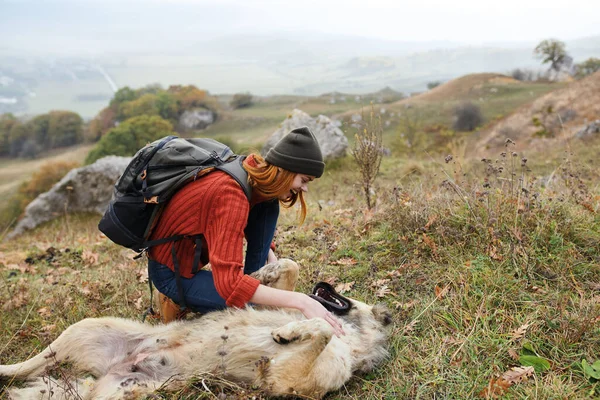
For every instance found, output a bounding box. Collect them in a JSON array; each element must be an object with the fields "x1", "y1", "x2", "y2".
[{"x1": 148, "y1": 127, "x2": 344, "y2": 336}]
